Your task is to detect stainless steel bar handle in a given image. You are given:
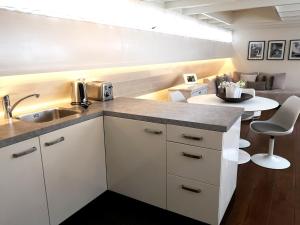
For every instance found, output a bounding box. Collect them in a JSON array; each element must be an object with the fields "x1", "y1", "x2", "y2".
[
  {"x1": 182, "y1": 152, "x2": 203, "y2": 159},
  {"x1": 181, "y1": 185, "x2": 201, "y2": 194},
  {"x1": 182, "y1": 134, "x2": 203, "y2": 141},
  {"x1": 144, "y1": 128, "x2": 163, "y2": 135},
  {"x1": 45, "y1": 137, "x2": 65, "y2": 147},
  {"x1": 12, "y1": 147, "x2": 37, "y2": 158}
]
